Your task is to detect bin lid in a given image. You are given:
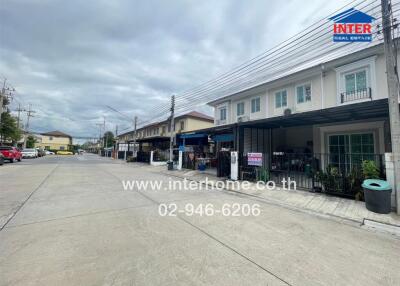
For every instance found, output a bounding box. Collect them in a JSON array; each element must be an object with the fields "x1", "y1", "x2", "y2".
[{"x1": 362, "y1": 179, "x2": 391, "y2": 191}]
